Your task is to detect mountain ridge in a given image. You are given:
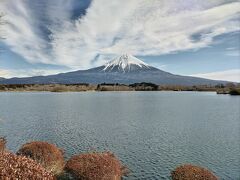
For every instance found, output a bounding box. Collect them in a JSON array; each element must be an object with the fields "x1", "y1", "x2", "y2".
[{"x1": 0, "y1": 55, "x2": 229, "y2": 85}]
